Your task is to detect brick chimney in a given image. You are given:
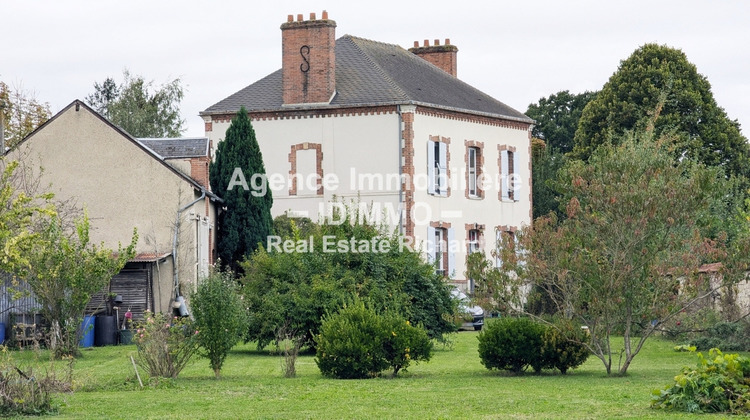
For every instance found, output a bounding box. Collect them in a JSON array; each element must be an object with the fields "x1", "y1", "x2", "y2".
[
  {"x1": 409, "y1": 39, "x2": 458, "y2": 77},
  {"x1": 281, "y1": 11, "x2": 337, "y2": 105}
]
